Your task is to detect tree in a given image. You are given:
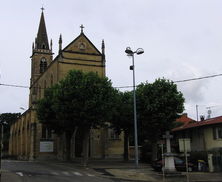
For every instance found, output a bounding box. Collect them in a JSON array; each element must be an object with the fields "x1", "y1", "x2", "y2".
[
  {"x1": 136, "y1": 78, "x2": 185, "y2": 160},
  {"x1": 111, "y1": 91, "x2": 134, "y2": 161},
  {"x1": 0, "y1": 113, "x2": 21, "y2": 154},
  {"x1": 36, "y1": 70, "x2": 118, "y2": 165}
]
